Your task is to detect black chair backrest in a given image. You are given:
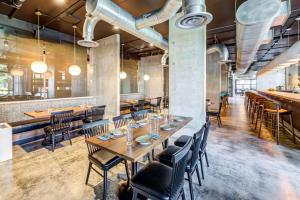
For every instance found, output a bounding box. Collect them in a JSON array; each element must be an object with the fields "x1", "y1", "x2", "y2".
[
  {"x1": 200, "y1": 121, "x2": 211, "y2": 151},
  {"x1": 218, "y1": 101, "x2": 223, "y2": 114},
  {"x1": 112, "y1": 114, "x2": 132, "y2": 129},
  {"x1": 190, "y1": 125, "x2": 206, "y2": 169},
  {"x1": 50, "y1": 110, "x2": 74, "y2": 132},
  {"x1": 136, "y1": 100, "x2": 145, "y2": 110},
  {"x1": 157, "y1": 97, "x2": 162, "y2": 106},
  {"x1": 87, "y1": 105, "x2": 106, "y2": 121},
  {"x1": 83, "y1": 119, "x2": 109, "y2": 156},
  {"x1": 131, "y1": 109, "x2": 151, "y2": 121},
  {"x1": 170, "y1": 137, "x2": 193, "y2": 196}
]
